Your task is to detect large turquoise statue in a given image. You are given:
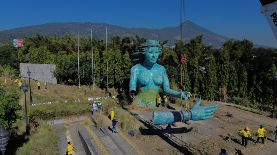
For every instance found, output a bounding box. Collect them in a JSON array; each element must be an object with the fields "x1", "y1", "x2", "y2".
[
  {"x1": 129, "y1": 40, "x2": 218, "y2": 125},
  {"x1": 129, "y1": 40, "x2": 190, "y2": 107}
]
